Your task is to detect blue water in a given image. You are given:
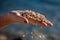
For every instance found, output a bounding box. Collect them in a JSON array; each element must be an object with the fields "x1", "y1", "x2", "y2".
[{"x1": 0, "y1": 0, "x2": 60, "y2": 40}]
